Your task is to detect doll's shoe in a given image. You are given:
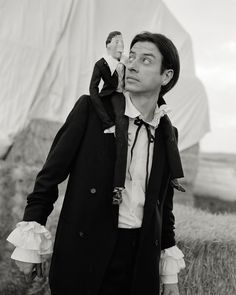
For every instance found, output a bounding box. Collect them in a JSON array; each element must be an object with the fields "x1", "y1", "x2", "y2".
[
  {"x1": 112, "y1": 187, "x2": 123, "y2": 205},
  {"x1": 170, "y1": 179, "x2": 186, "y2": 192}
]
